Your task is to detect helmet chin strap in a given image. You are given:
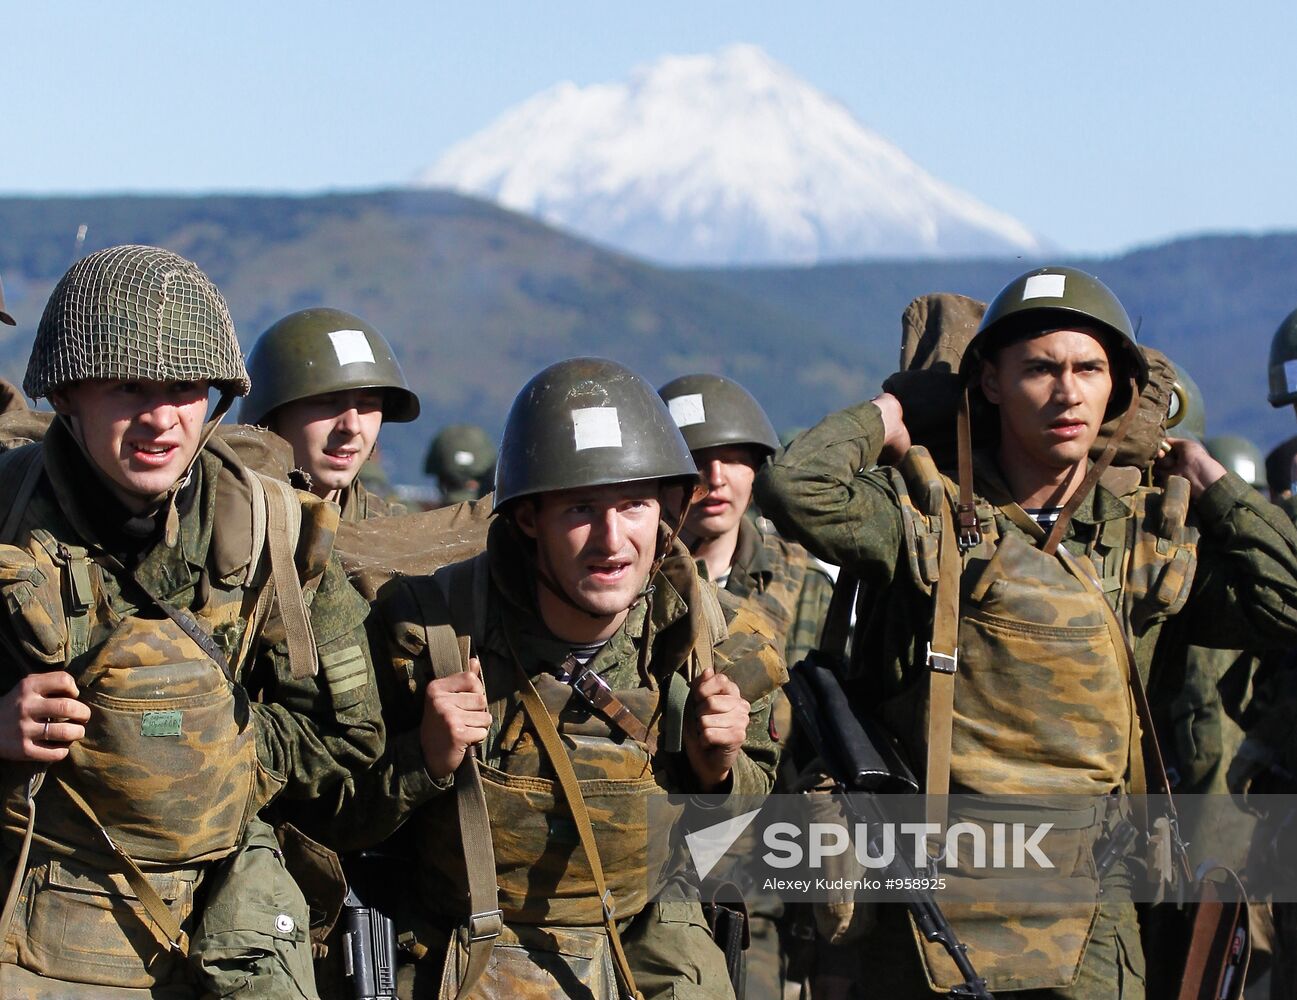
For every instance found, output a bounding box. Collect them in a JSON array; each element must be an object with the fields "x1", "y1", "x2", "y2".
[{"x1": 60, "y1": 389, "x2": 236, "y2": 548}]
